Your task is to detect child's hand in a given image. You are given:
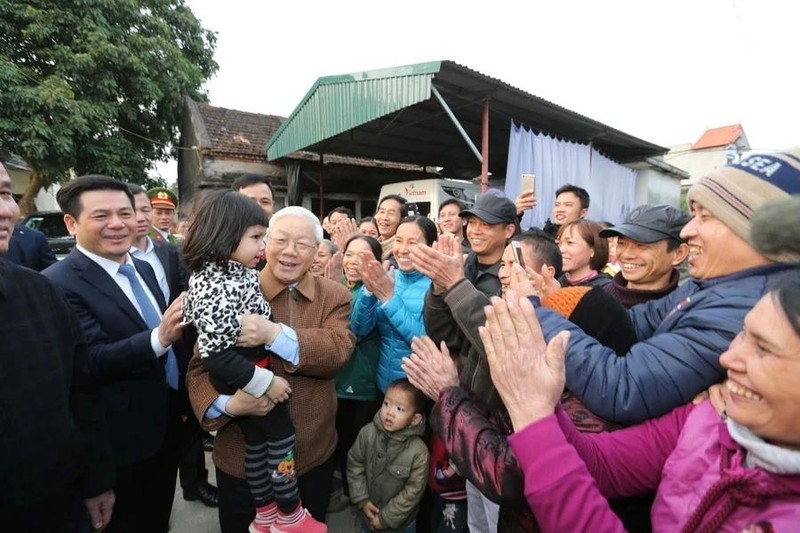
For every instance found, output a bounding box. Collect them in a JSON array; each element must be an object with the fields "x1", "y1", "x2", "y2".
[
  {"x1": 369, "y1": 513, "x2": 385, "y2": 530},
  {"x1": 265, "y1": 376, "x2": 291, "y2": 403},
  {"x1": 361, "y1": 500, "x2": 379, "y2": 522}
]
